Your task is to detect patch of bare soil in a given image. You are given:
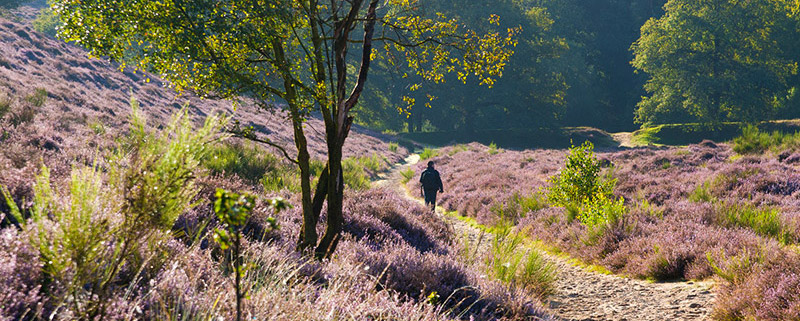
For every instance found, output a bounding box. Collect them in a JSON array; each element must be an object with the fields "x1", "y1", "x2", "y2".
[{"x1": 381, "y1": 154, "x2": 716, "y2": 321}]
